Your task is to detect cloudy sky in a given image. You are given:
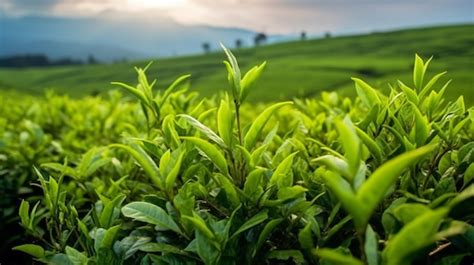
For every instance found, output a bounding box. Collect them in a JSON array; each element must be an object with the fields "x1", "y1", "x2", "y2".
[{"x1": 1, "y1": 0, "x2": 473, "y2": 34}]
